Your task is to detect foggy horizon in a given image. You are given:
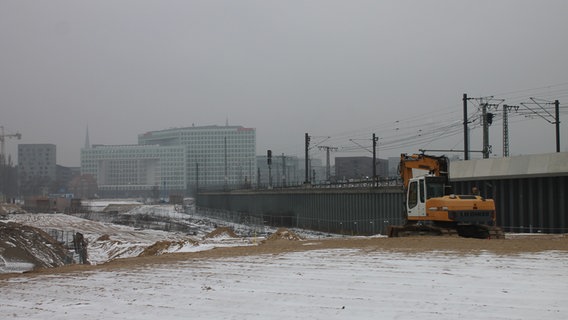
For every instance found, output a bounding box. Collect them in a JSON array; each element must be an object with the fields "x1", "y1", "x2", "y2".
[{"x1": 2, "y1": 1, "x2": 567, "y2": 167}]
